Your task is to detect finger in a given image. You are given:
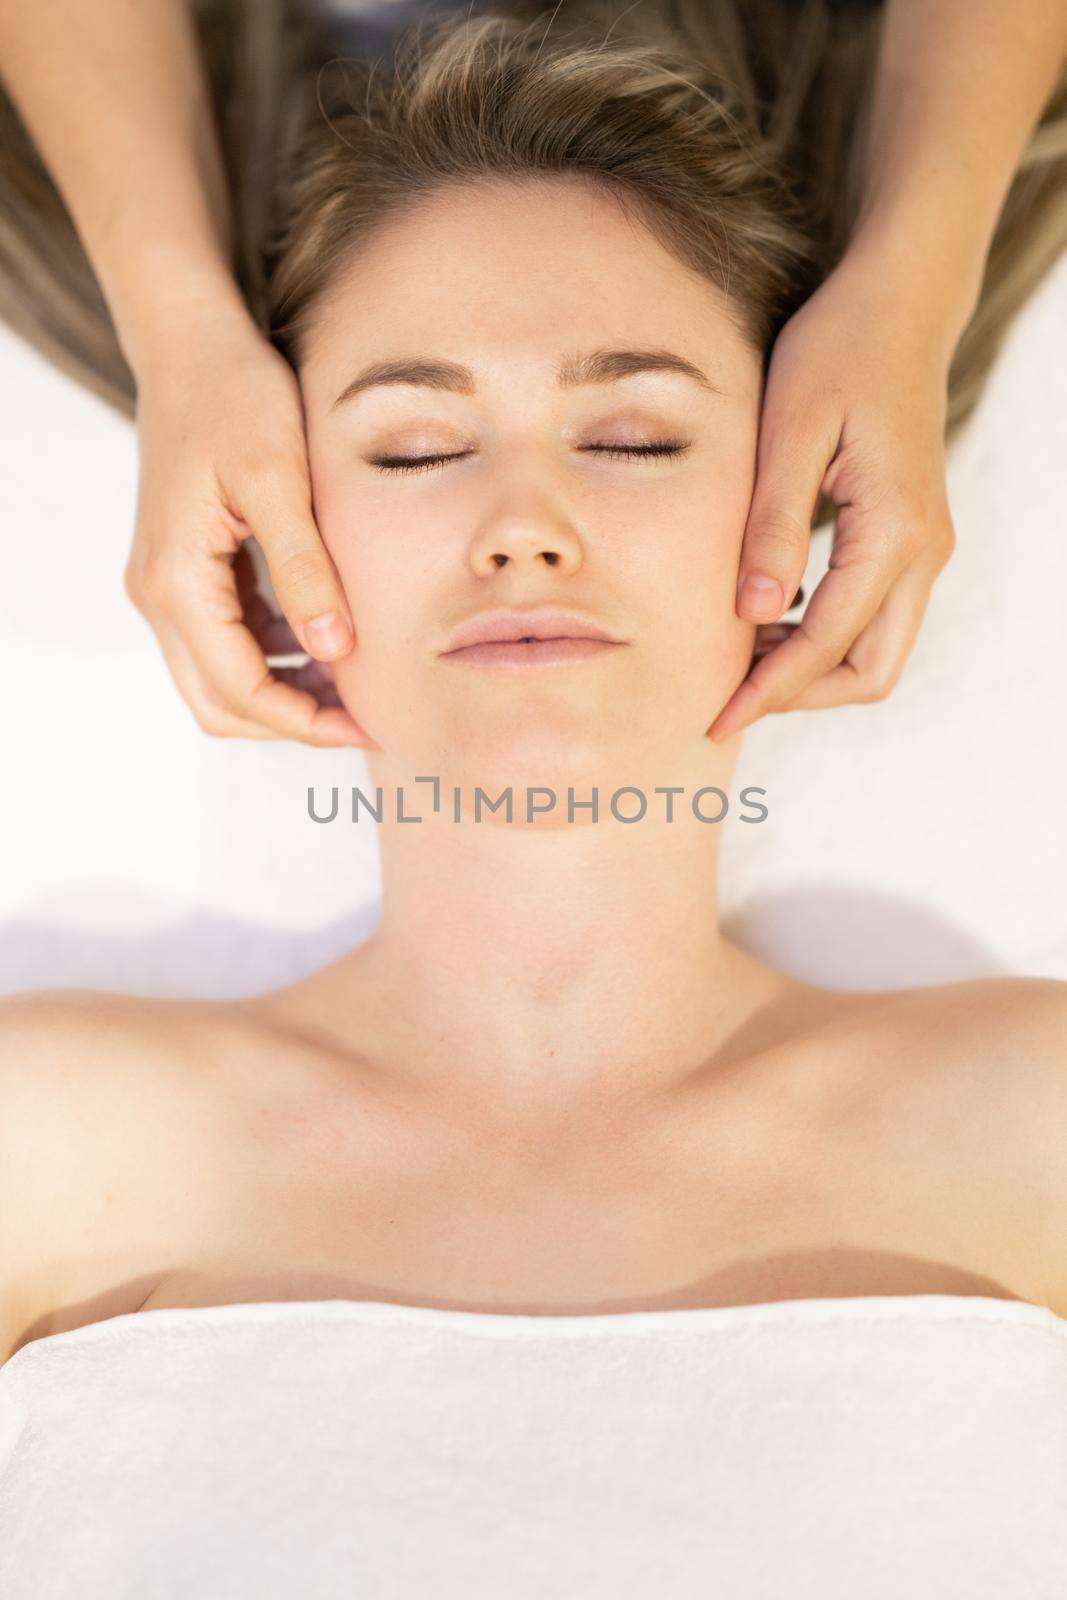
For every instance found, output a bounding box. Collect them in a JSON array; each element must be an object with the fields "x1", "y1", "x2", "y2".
[
  {"x1": 241, "y1": 469, "x2": 356, "y2": 661},
  {"x1": 778, "y1": 558, "x2": 936, "y2": 712},
  {"x1": 152, "y1": 533, "x2": 368, "y2": 744},
  {"x1": 155, "y1": 551, "x2": 366, "y2": 746},
  {"x1": 735, "y1": 404, "x2": 840, "y2": 623},
  {"x1": 152, "y1": 617, "x2": 285, "y2": 741},
  {"x1": 708, "y1": 533, "x2": 906, "y2": 740},
  {"x1": 171, "y1": 591, "x2": 371, "y2": 746},
  {"x1": 241, "y1": 587, "x2": 307, "y2": 659},
  {"x1": 232, "y1": 542, "x2": 307, "y2": 659}
]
